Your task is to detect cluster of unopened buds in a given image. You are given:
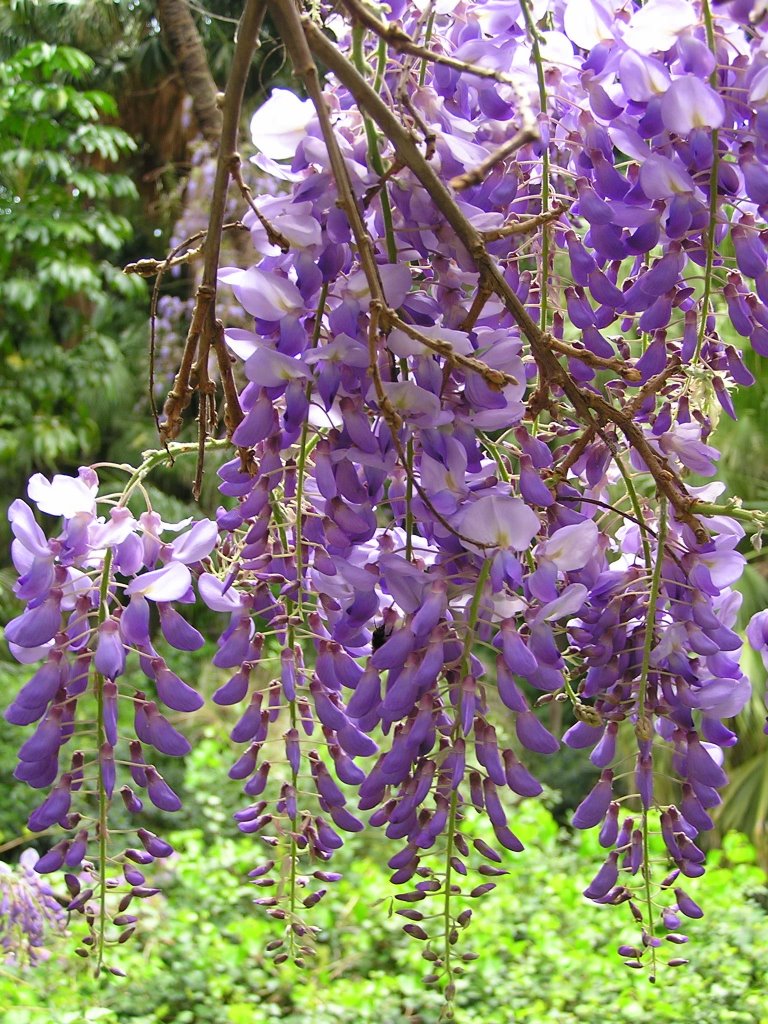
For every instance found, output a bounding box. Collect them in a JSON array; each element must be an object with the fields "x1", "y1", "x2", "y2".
[{"x1": 6, "y1": 0, "x2": 768, "y2": 1008}]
